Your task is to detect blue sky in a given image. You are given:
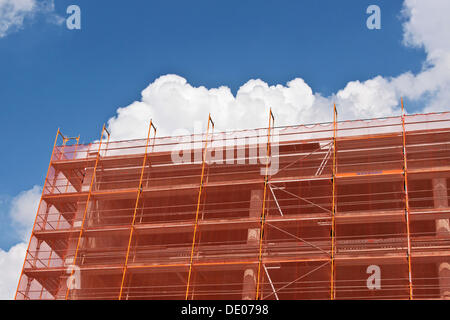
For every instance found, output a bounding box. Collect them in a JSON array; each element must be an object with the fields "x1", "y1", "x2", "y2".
[{"x1": 0, "y1": 0, "x2": 432, "y2": 250}]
